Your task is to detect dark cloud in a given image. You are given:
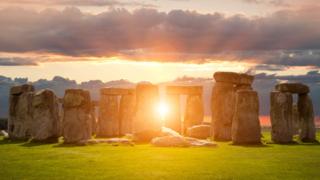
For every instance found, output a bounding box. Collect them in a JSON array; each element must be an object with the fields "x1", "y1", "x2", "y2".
[
  {"x1": 0, "y1": 57, "x2": 38, "y2": 66},
  {"x1": 0, "y1": 6, "x2": 320, "y2": 66}
]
